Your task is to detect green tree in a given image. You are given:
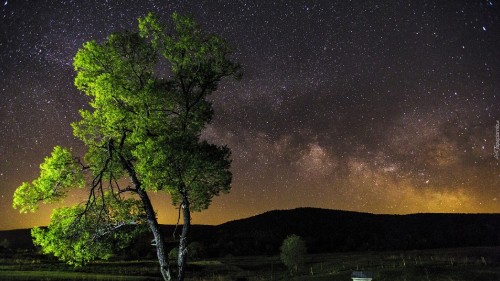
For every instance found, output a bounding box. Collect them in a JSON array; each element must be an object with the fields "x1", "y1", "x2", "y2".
[
  {"x1": 12, "y1": 12, "x2": 239, "y2": 281},
  {"x1": 280, "y1": 234, "x2": 307, "y2": 275},
  {"x1": 0, "y1": 238, "x2": 10, "y2": 250},
  {"x1": 168, "y1": 247, "x2": 179, "y2": 264},
  {"x1": 187, "y1": 241, "x2": 206, "y2": 260}
]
